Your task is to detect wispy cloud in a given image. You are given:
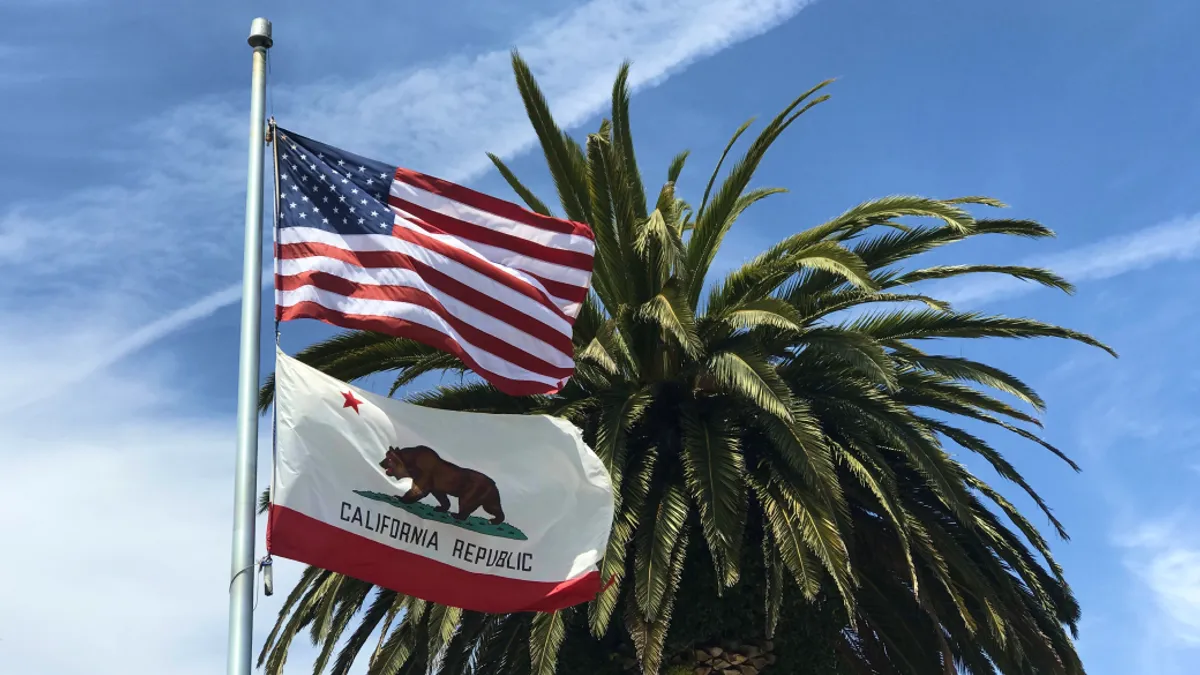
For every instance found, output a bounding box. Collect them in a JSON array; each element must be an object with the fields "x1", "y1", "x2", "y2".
[
  {"x1": 0, "y1": 347, "x2": 231, "y2": 674},
  {"x1": 0, "y1": 344, "x2": 318, "y2": 674},
  {"x1": 1117, "y1": 516, "x2": 1200, "y2": 647},
  {"x1": 0, "y1": 0, "x2": 820, "y2": 394},
  {"x1": 936, "y1": 213, "x2": 1200, "y2": 306},
  {"x1": 4, "y1": 274, "x2": 271, "y2": 412},
  {"x1": 284, "y1": 0, "x2": 820, "y2": 178},
  {"x1": 1053, "y1": 291, "x2": 1200, "y2": 675}
]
